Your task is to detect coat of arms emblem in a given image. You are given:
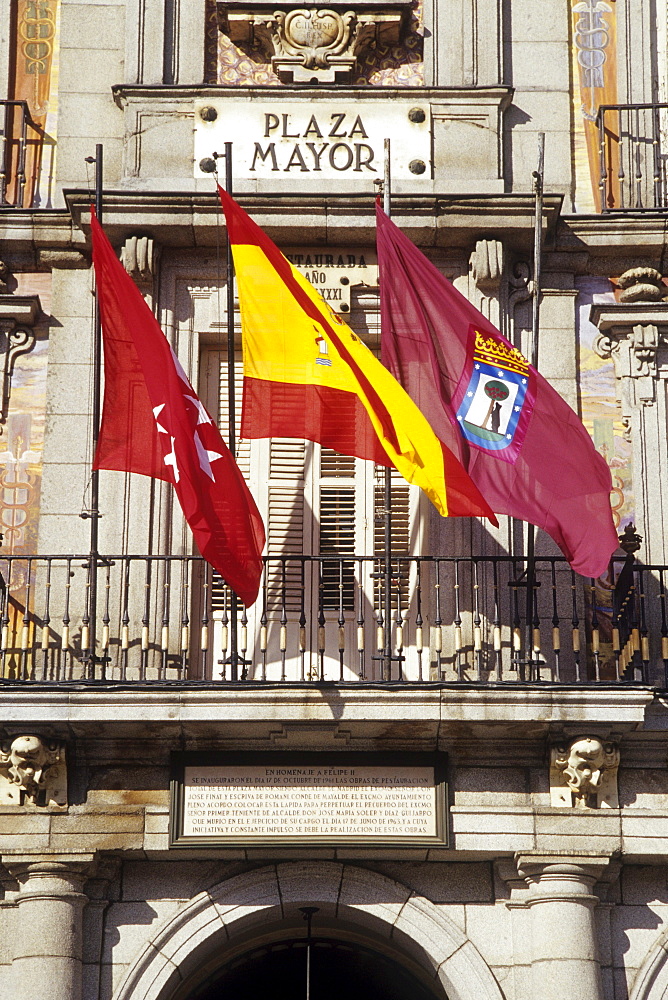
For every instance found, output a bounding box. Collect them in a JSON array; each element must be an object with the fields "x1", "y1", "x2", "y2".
[{"x1": 455, "y1": 327, "x2": 534, "y2": 462}]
